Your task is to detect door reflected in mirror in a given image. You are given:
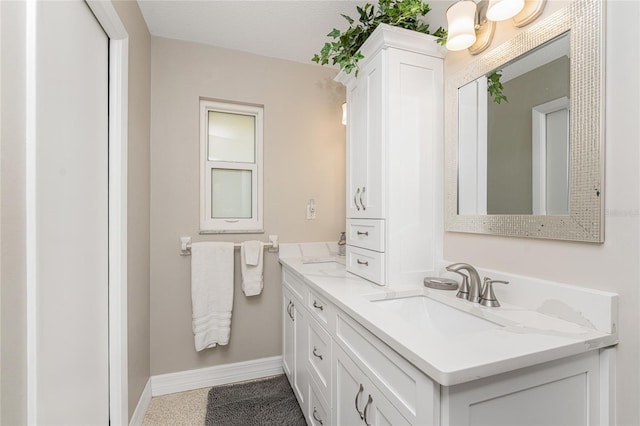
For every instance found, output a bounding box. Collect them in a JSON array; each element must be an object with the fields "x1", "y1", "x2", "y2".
[{"x1": 457, "y1": 32, "x2": 570, "y2": 215}]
